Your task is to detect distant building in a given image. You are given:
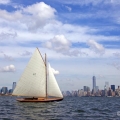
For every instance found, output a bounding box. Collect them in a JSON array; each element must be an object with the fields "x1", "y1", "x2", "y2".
[
  {"x1": 1, "y1": 87, "x2": 8, "y2": 94},
  {"x1": 87, "y1": 91, "x2": 91, "y2": 96},
  {"x1": 9, "y1": 89, "x2": 13, "y2": 94},
  {"x1": 12, "y1": 82, "x2": 16, "y2": 92},
  {"x1": 116, "y1": 86, "x2": 120, "y2": 96},
  {"x1": 108, "y1": 88, "x2": 112, "y2": 96},
  {"x1": 104, "y1": 83, "x2": 108, "y2": 96},
  {"x1": 83, "y1": 86, "x2": 87, "y2": 91},
  {"x1": 66, "y1": 91, "x2": 71, "y2": 96},
  {"x1": 83, "y1": 86, "x2": 90, "y2": 92},
  {"x1": 95, "y1": 89, "x2": 101, "y2": 96},
  {"x1": 111, "y1": 85, "x2": 115, "y2": 92},
  {"x1": 78, "y1": 89, "x2": 84, "y2": 96},
  {"x1": 87, "y1": 87, "x2": 90, "y2": 92},
  {"x1": 105, "y1": 82, "x2": 109, "y2": 90},
  {"x1": 93, "y1": 76, "x2": 96, "y2": 92},
  {"x1": 95, "y1": 86, "x2": 99, "y2": 92},
  {"x1": 71, "y1": 91, "x2": 78, "y2": 96}
]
